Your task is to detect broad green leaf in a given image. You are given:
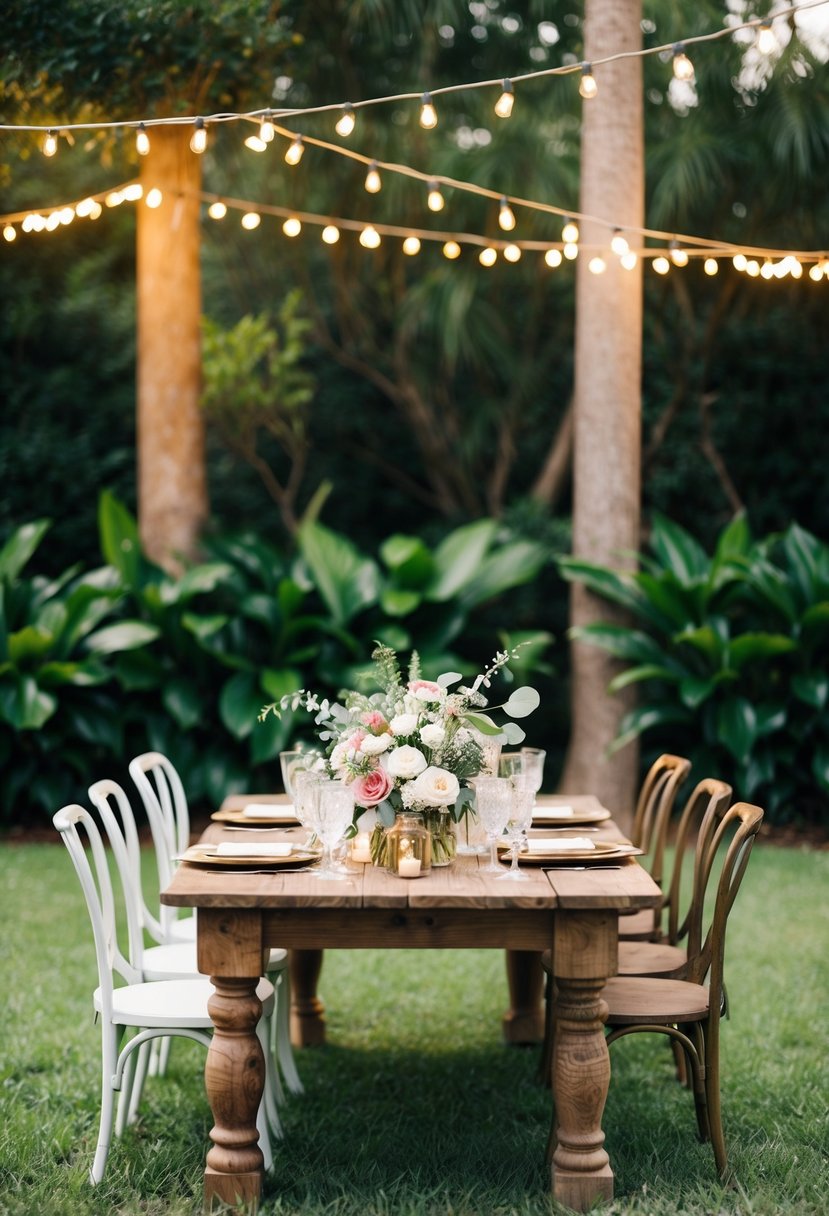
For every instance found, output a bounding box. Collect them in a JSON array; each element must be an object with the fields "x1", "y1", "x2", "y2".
[
  {"x1": 260, "y1": 667, "x2": 303, "y2": 701},
  {"x1": 173, "y1": 562, "x2": 235, "y2": 601},
  {"x1": 37, "y1": 659, "x2": 110, "y2": 687},
  {"x1": 728, "y1": 632, "x2": 796, "y2": 668},
  {"x1": 462, "y1": 711, "x2": 502, "y2": 736},
  {"x1": 379, "y1": 535, "x2": 435, "y2": 588},
  {"x1": 458, "y1": 539, "x2": 548, "y2": 608},
  {"x1": 182, "y1": 612, "x2": 230, "y2": 640},
  {"x1": 219, "y1": 670, "x2": 261, "y2": 739},
  {"x1": 559, "y1": 558, "x2": 644, "y2": 615},
  {"x1": 8, "y1": 626, "x2": 55, "y2": 663},
  {"x1": 498, "y1": 721, "x2": 526, "y2": 745},
  {"x1": 569, "y1": 623, "x2": 670, "y2": 665},
  {"x1": 649, "y1": 513, "x2": 709, "y2": 584},
  {"x1": 426, "y1": 520, "x2": 497, "y2": 602},
  {"x1": 278, "y1": 578, "x2": 306, "y2": 619},
  {"x1": 608, "y1": 664, "x2": 680, "y2": 694},
  {"x1": 84, "y1": 620, "x2": 160, "y2": 654},
  {"x1": 98, "y1": 490, "x2": 143, "y2": 587},
  {"x1": 0, "y1": 675, "x2": 57, "y2": 730},
  {"x1": 502, "y1": 686, "x2": 540, "y2": 718},
  {"x1": 0, "y1": 520, "x2": 50, "y2": 583},
  {"x1": 712, "y1": 511, "x2": 752, "y2": 565},
  {"x1": 113, "y1": 649, "x2": 165, "y2": 691},
  {"x1": 674, "y1": 624, "x2": 726, "y2": 661},
  {"x1": 162, "y1": 679, "x2": 202, "y2": 729},
  {"x1": 678, "y1": 671, "x2": 734, "y2": 709},
  {"x1": 380, "y1": 588, "x2": 422, "y2": 617},
  {"x1": 716, "y1": 697, "x2": 757, "y2": 765},
  {"x1": 801, "y1": 602, "x2": 829, "y2": 638},
  {"x1": 60, "y1": 584, "x2": 120, "y2": 653},
  {"x1": 811, "y1": 744, "x2": 829, "y2": 794},
  {"x1": 609, "y1": 703, "x2": 691, "y2": 753},
  {"x1": 791, "y1": 673, "x2": 829, "y2": 710},
  {"x1": 782, "y1": 523, "x2": 822, "y2": 602},
  {"x1": 631, "y1": 572, "x2": 696, "y2": 631},
  {"x1": 298, "y1": 521, "x2": 380, "y2": 626},
  {"x1": 755, "y1": 705, "x2": 787, "y2": 737}
]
